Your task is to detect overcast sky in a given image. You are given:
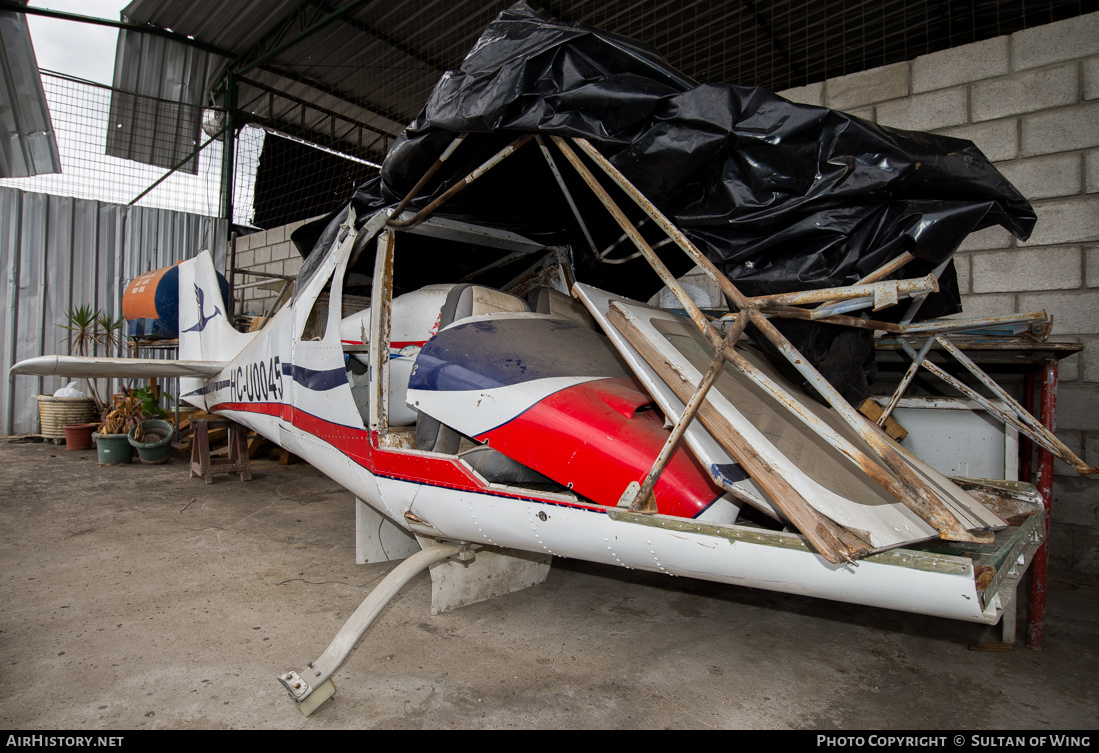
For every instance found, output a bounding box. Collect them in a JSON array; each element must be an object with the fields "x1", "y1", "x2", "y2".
[
  {"x1": 26, "y1": 1, "x2": 130, "y2": 85},
  {"x1": 3, "y1": 2, "x2": 250, "y2": 223}
]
